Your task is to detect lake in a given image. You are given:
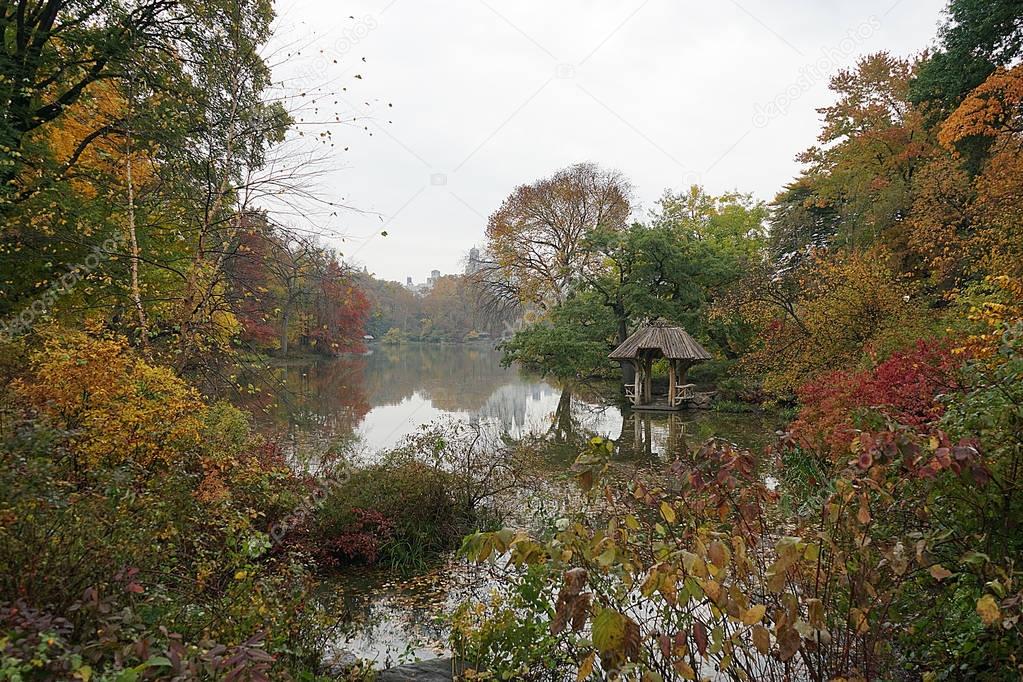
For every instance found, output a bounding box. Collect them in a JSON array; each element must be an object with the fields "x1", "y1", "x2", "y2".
[
  {"x1": 245, "y1": 343, "x2": 773, "y2": 464},
  {"x1": 240, "y1": 343, "x2": 777, "y2": 668}
]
